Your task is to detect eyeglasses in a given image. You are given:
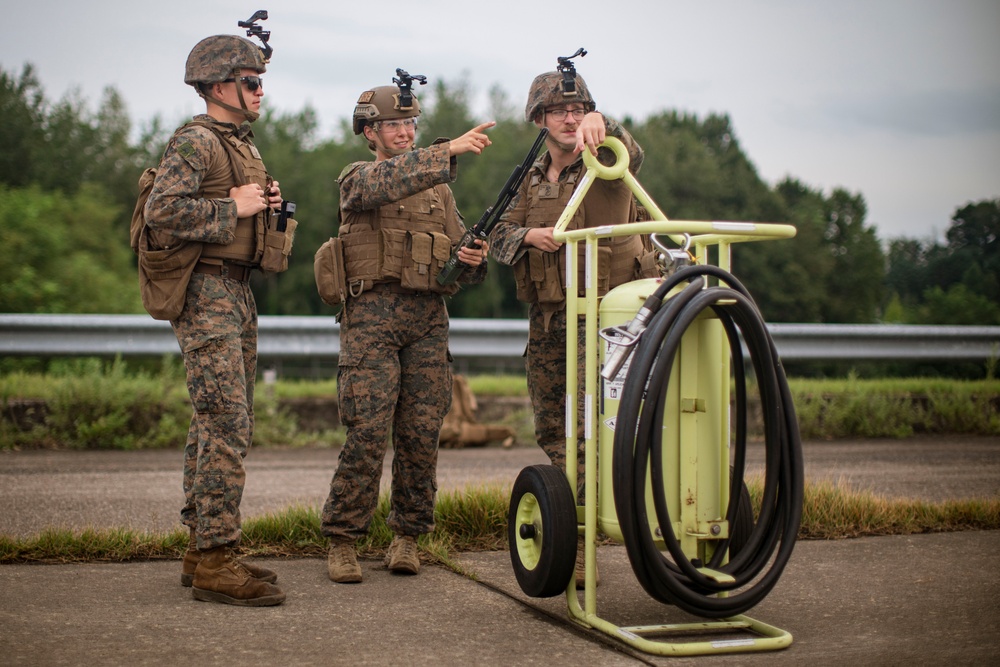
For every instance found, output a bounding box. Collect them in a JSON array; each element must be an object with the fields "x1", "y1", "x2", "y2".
[
  {"x1": 545, "y1": 107, "x2": 586, "y2": 121},
  {"x1": 377, "y1": 118, "x2": 418, "y2": 132},
  {"x1": 224, "y1": 76, "x2": 264, "y2": 92}
]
